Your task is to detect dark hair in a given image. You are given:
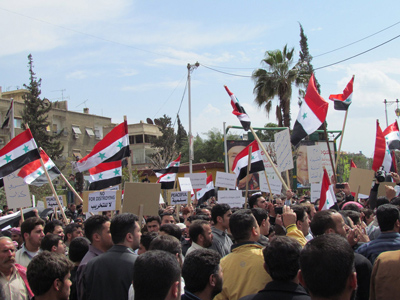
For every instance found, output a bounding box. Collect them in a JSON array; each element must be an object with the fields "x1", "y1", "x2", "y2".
[
  {"x1": 69, "y1": 237, "x2": 90, "y2": 263},
  {"x1": 251, "y1": 208, "x2": 268, "y2": 227},
  {"x1": 342, "y1": 210, "x2": 361, "y2": 226},
  {"x1": 291, "y1": 205, "x2": 307, "y2": 223},
  {"x1": 133, "y1": 250, "x2": 181, "y2": 300},
  {"x1": 377, "y1": 204, "x2": 400, "y2": 231},
  {"x1": 390, "y1": 197, "x2": 400, "y2": 207},
  {"x1": 310, "y1": 210, "x2": 337, "y2": 236},
  {"x1": 110, "y1": 213, "x2": 138, "y2": 244},
  {"x1": 44, "y1": 220, "x2": 63, "y2": 235},
  {"x1": 21, "y1": 217, "x2": 45, "y2": 239},
  {"x1": 263, "y1": 236, "x2": 302, "y2": 281},
  {"x1": 146, "y1": 215, "x2": 161, "y2": 225},
  {"x1": 342, "y1": 203, "x2": 361, "y2": 212},
  {"x1": 149, "y1": 235, "x2": 182, "y2": 256},
  {"x1": 229, "y1": 209, "x2": 257, "y2": 242},
  {"x1": 160, "y1": 213, "x2": 177, "y2": 222},
  {"x1": 248, "y1": 193, "x2": 262, "y2": 208},
  {"x1": 84, "y1": 215, "x2": 109, "y2": 243},
  {"x1": 300, "y1": 234, "x2": 354, "y2": 298},
  {"x1": 182, "y1": 249, "x2": 221, "y2": 293},
  {"x1": 65, "y1": 223, "x2": 82, "y2": 239},
  {"x1": 40, "y1": 234, "x2": 62, "y2": 252},
  {"x1": 140, "y1": 232, "x2": 159, "y2": 251},
  {"x1": 189, "y1": 220, "x2": 208, "y2": 243},
  {"x1": 376, "y1": 197, "x2": 390, "y2": 208},
  {"x1": 159, "y1": 224, "x2": 182, "y2": 240},
  {"x1": 27, "y1": 251, "x2": 74, "y2": 296},
  {"x1": 361, "y1": 208, "x2": 374, "y2": 219},
  {"x1": 211, "y1": 204, "x2": 231, "y2": 224}
]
